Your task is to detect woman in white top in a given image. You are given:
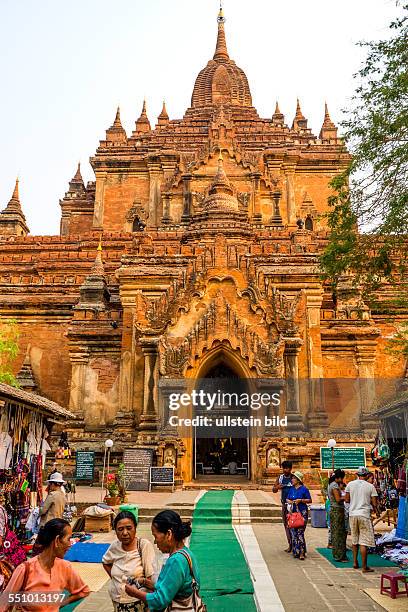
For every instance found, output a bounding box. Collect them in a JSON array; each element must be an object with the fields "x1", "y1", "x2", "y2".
[{"x1": 102, "y1": 511, "x2": 156, "y2": 612}]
